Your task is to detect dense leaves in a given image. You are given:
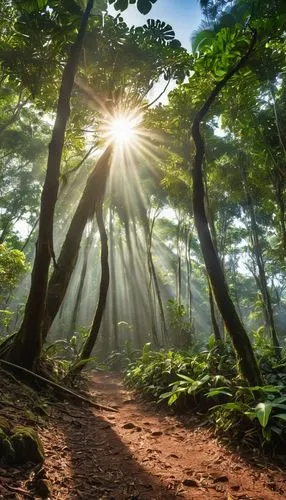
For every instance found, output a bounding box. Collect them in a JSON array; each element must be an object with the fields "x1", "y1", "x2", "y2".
[{"x1": 109, "y1": 0, "x2": 157, "y2": 15}]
